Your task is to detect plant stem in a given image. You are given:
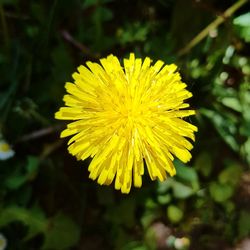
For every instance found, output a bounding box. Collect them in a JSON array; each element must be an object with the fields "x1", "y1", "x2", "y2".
[{"x1": 178, "y1": 0, "x2": 248, "y2": 56}]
